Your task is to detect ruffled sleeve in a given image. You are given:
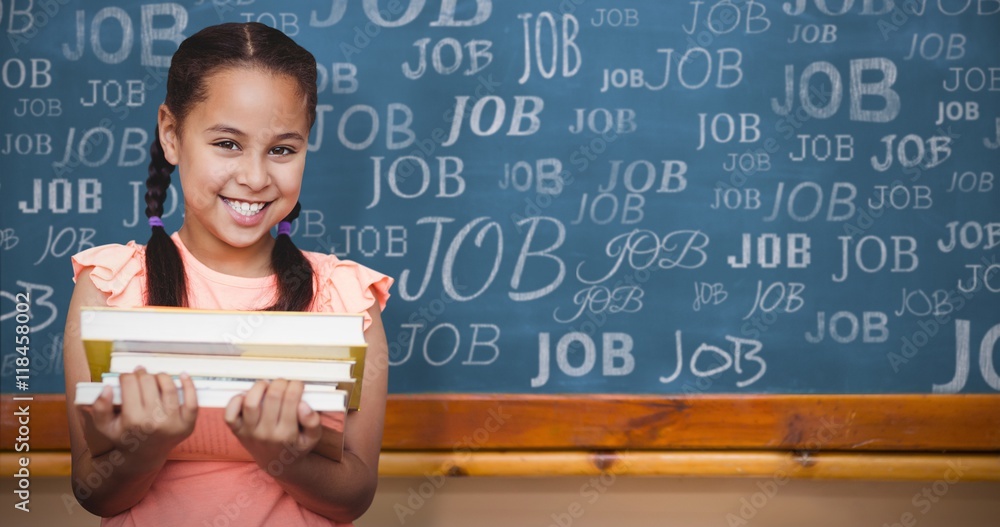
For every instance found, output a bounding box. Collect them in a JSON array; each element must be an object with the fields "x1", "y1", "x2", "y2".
[
  {"x1": 310, "y1": 254, "x2": 394, "y2": 333},
  {"x1": 70, "y1": 241, "x2": 147, "y2": 308}
]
